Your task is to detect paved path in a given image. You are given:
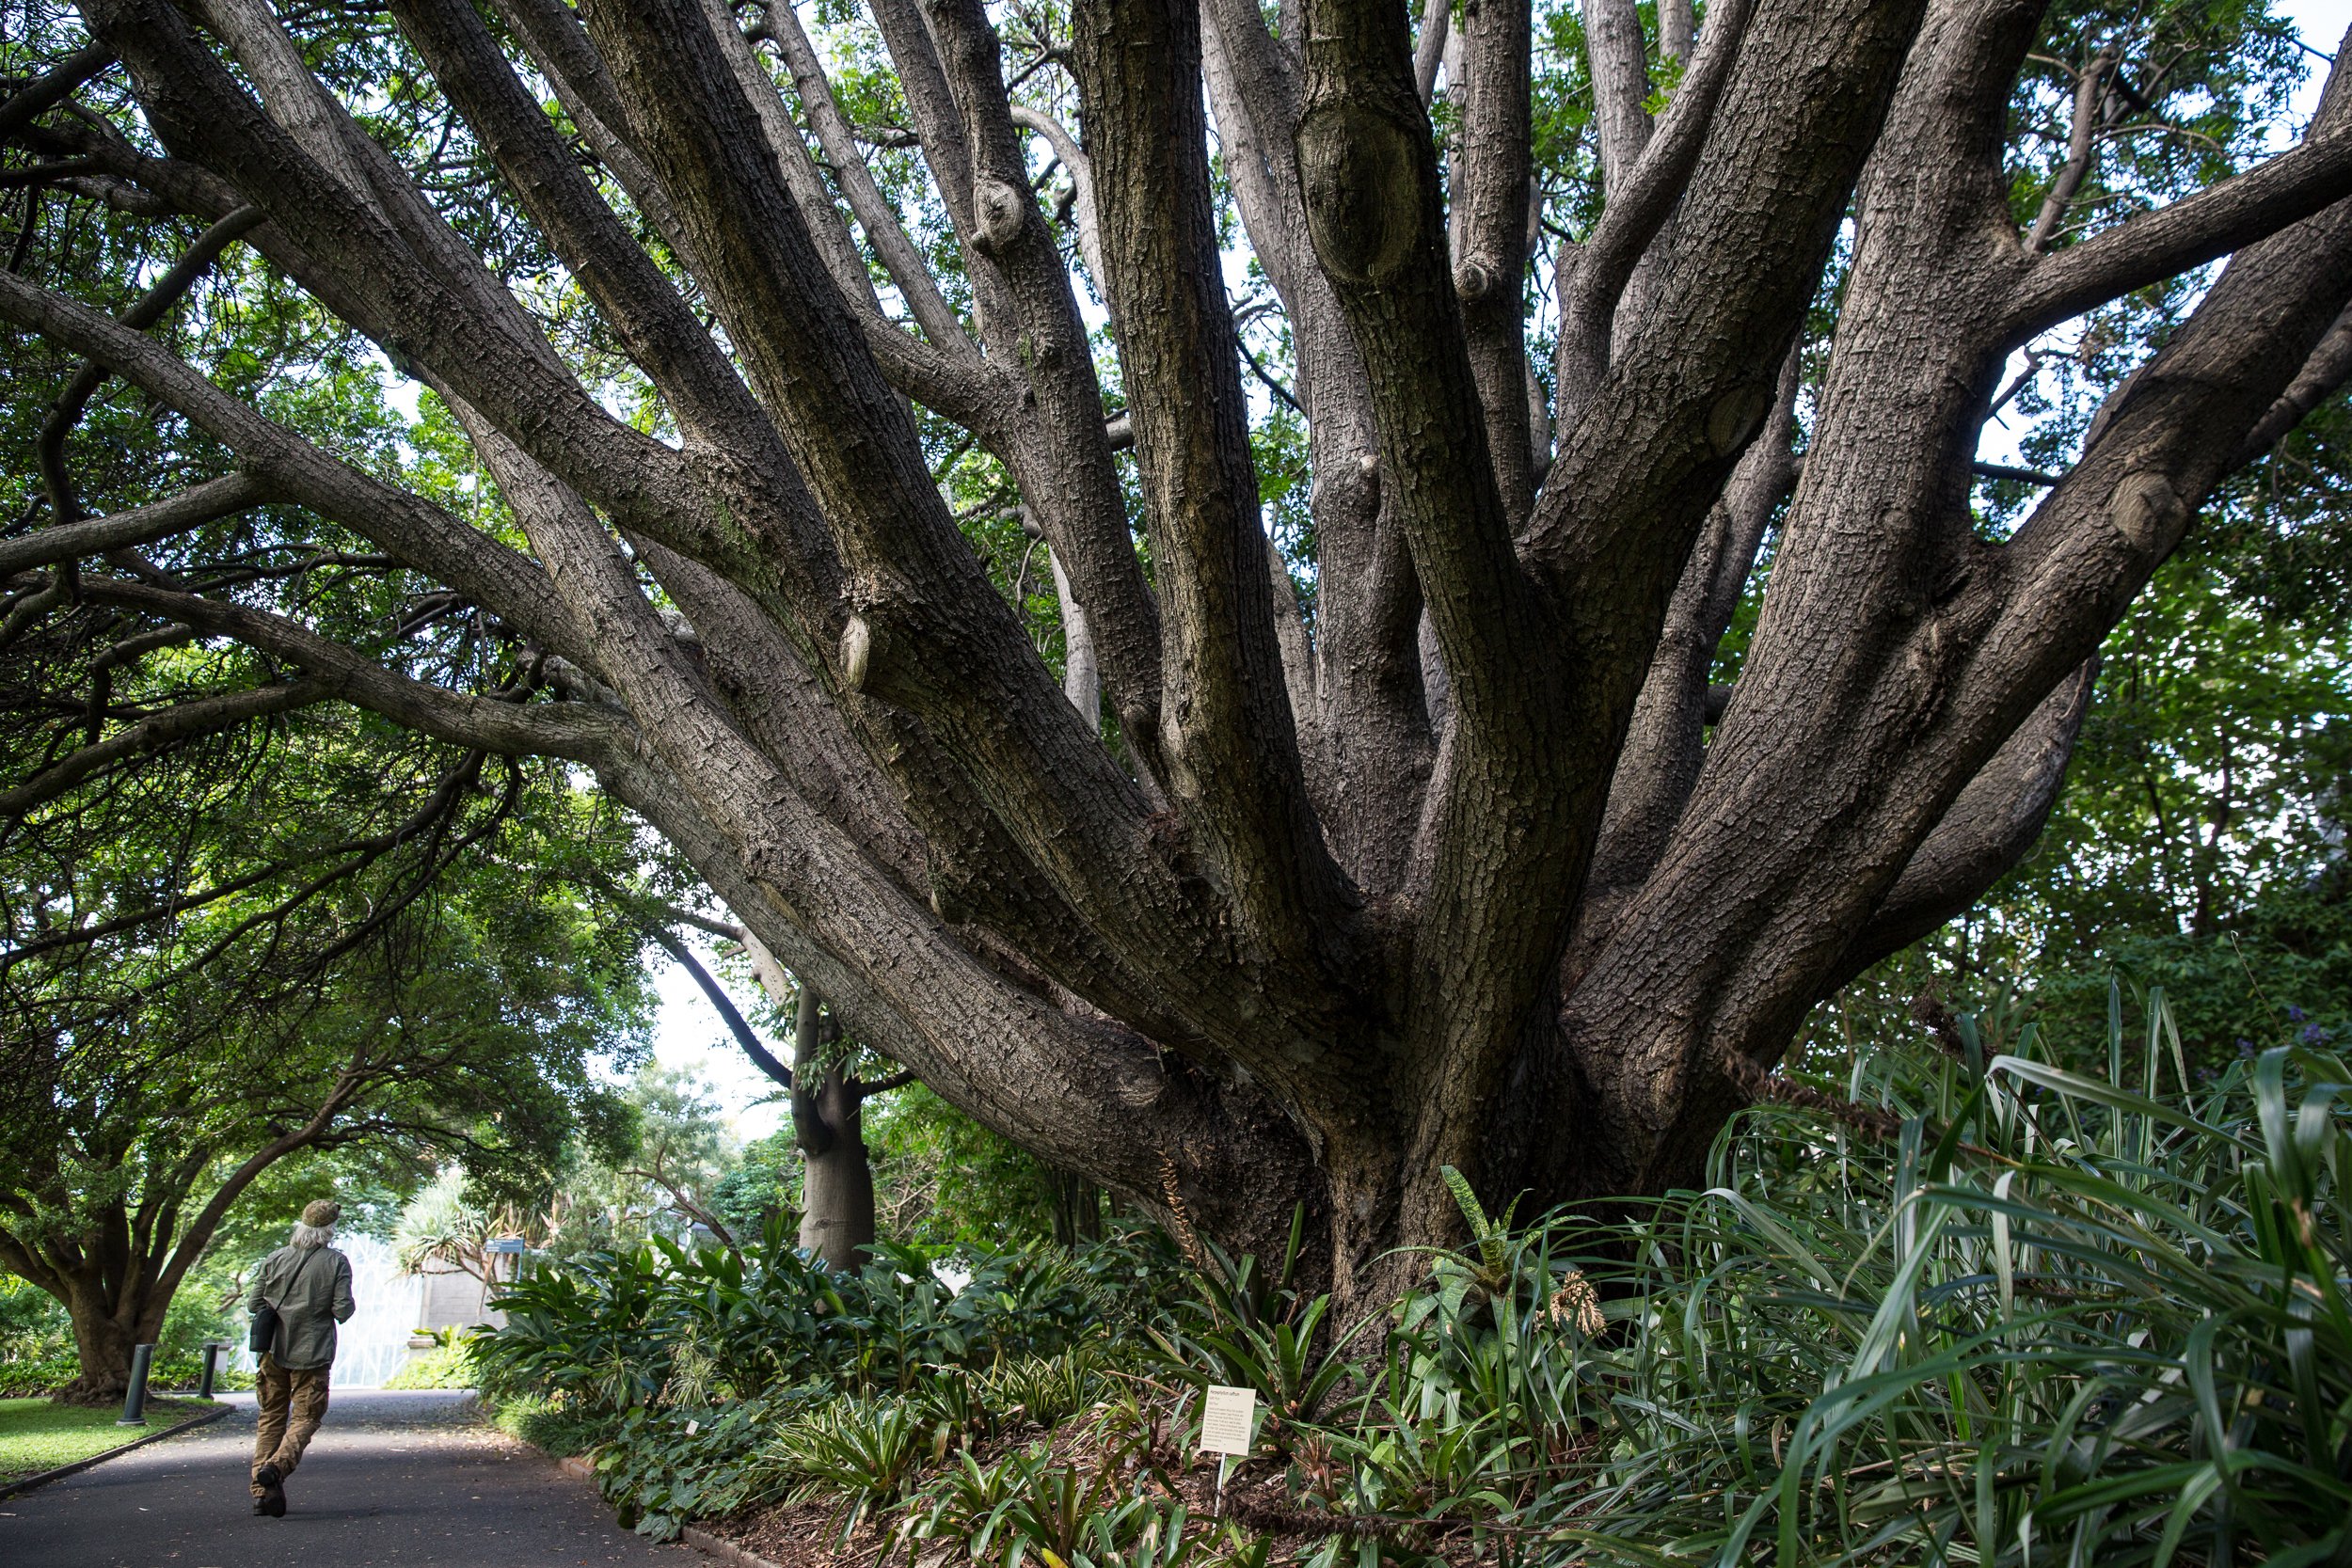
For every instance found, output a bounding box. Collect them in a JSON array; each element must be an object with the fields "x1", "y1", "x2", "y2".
[{"x1": 0, "y1": 1389, "x2": 700, "y2": 1566}]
